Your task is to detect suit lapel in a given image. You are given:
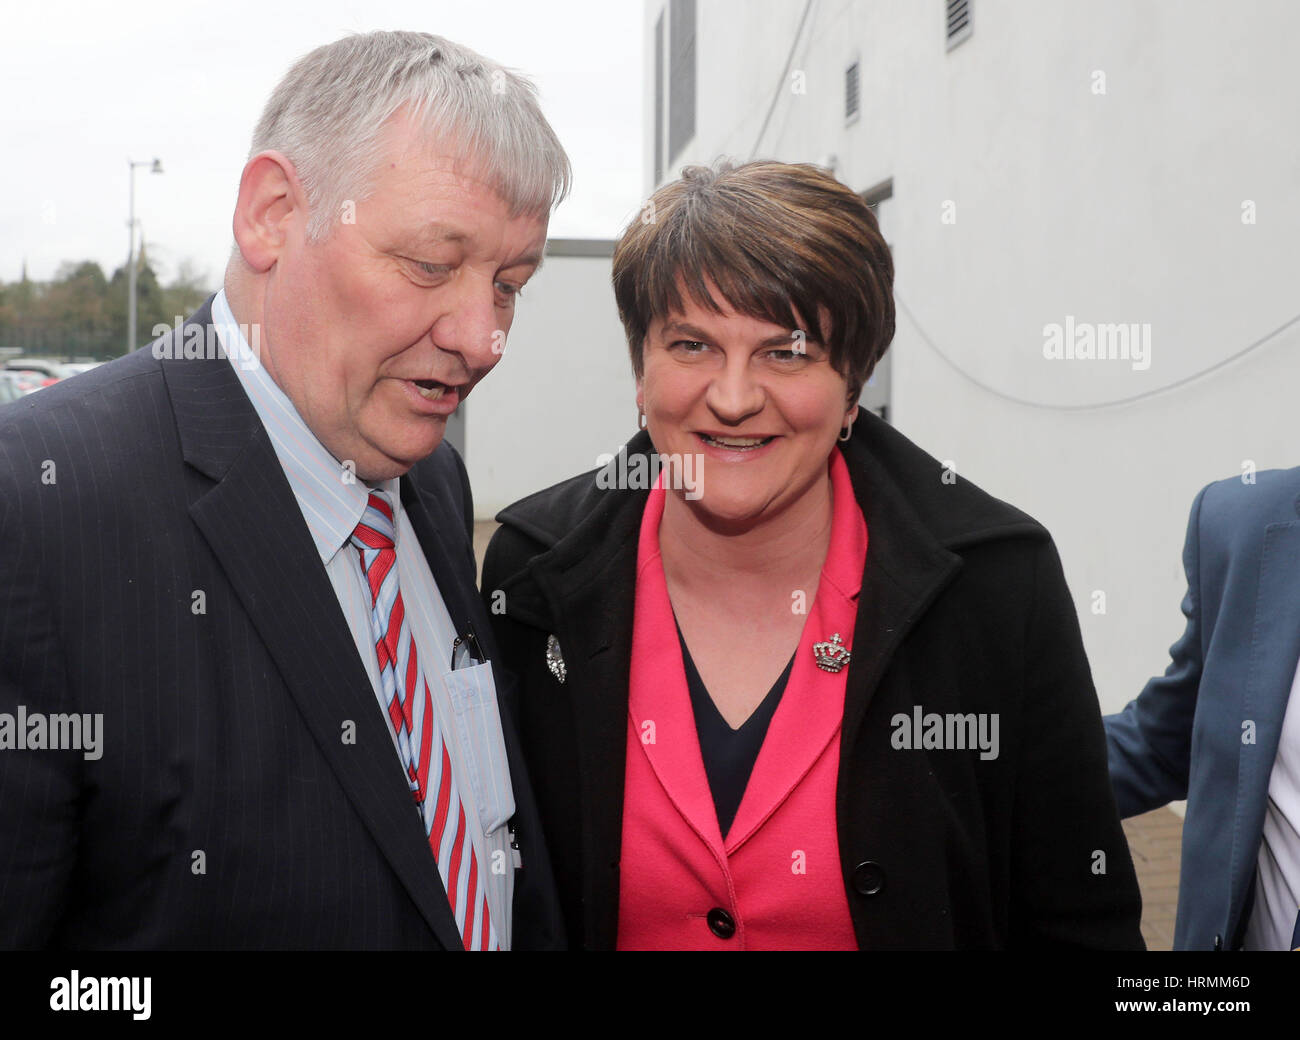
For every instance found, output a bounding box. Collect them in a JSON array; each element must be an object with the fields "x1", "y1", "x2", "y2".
[
  {"x1": 403, "y1": 447, "x2": 574, "y2": 949},
  {"x1": 400, "y1": 470, "x2": 476, "y2": 641},
  {"x1": 1229, "y1": 514, "x2": 1300, "y2": 941},
  {"x1": 160, "y1": 311, "x2": 463, "y2": 950}
]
